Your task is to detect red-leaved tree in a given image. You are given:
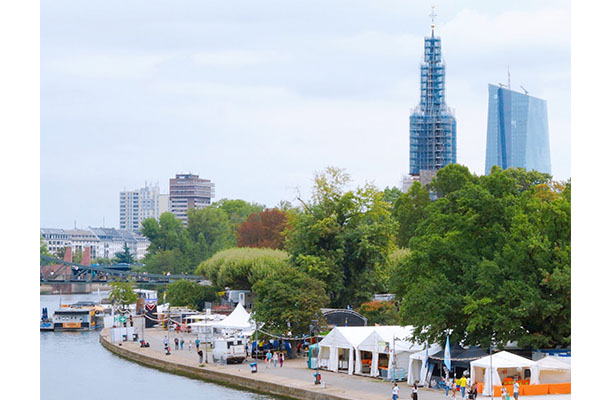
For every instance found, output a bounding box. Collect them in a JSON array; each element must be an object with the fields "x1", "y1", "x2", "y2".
[{"x1": 237, "y1": 208, "x2": 288, "y2": 249}]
